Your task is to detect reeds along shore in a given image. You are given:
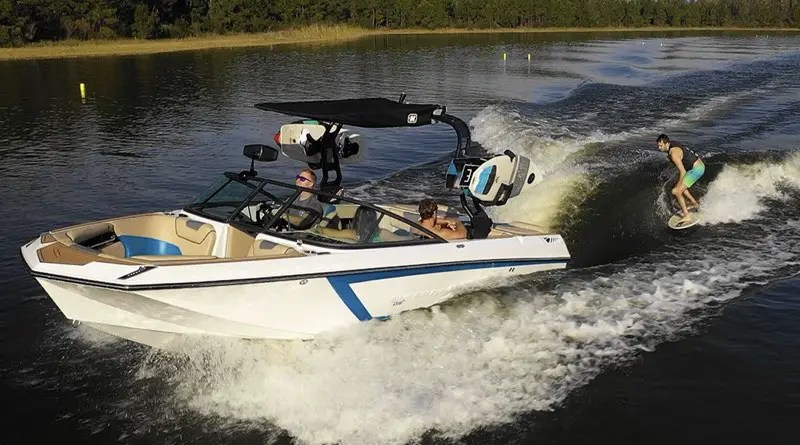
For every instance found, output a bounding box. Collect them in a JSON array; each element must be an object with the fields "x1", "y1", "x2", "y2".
[{"x1": 1, "y1": 25, "x2": 799, "y2": 61}]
